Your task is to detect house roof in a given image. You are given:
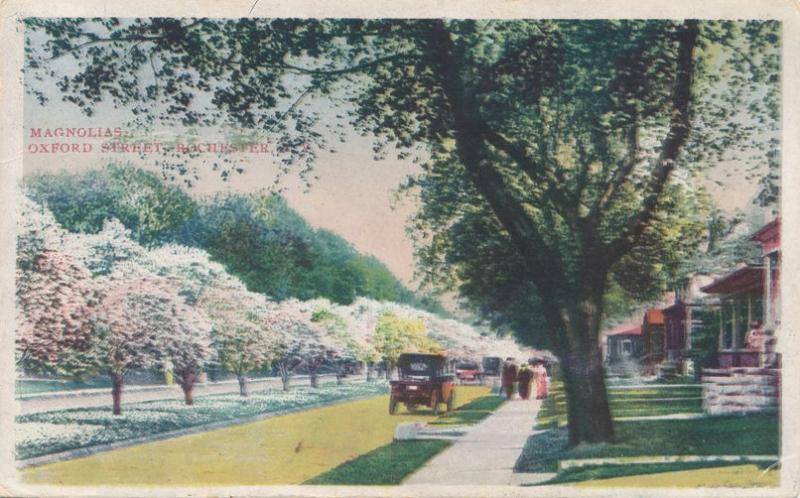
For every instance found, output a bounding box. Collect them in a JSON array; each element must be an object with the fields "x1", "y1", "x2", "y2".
[
  {"x1": 750, "y1": 218, "x2": 780, "y2": 242},
  {"x1": 605, "y1": 323, "x2": 642, "y2": 337},
  {"x1": 643, "y1": 309, "x2": 665, "y2": 325},
  {"x1": 701, "y1": 264, "x2": 764, "y2": 295}
]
